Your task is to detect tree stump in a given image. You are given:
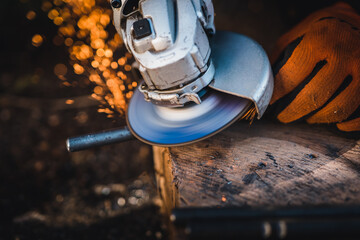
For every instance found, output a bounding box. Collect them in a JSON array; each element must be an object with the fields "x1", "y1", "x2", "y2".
[{"x1": 153, "y1": 120, "x2": 360, "y2": 216}]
